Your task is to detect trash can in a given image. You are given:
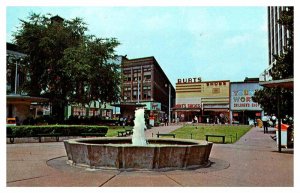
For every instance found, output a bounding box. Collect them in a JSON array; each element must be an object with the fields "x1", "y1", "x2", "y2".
[{"x1": 275, "y1": 124, "x2": 293, "y2": 148}]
